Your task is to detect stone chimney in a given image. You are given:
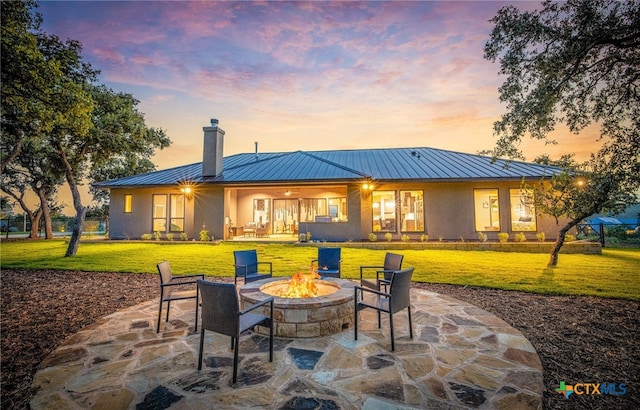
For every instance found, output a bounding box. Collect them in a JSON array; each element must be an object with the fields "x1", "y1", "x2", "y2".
[{"x1": 202, "y1": 118, "x2": 225, "y2": 177}]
